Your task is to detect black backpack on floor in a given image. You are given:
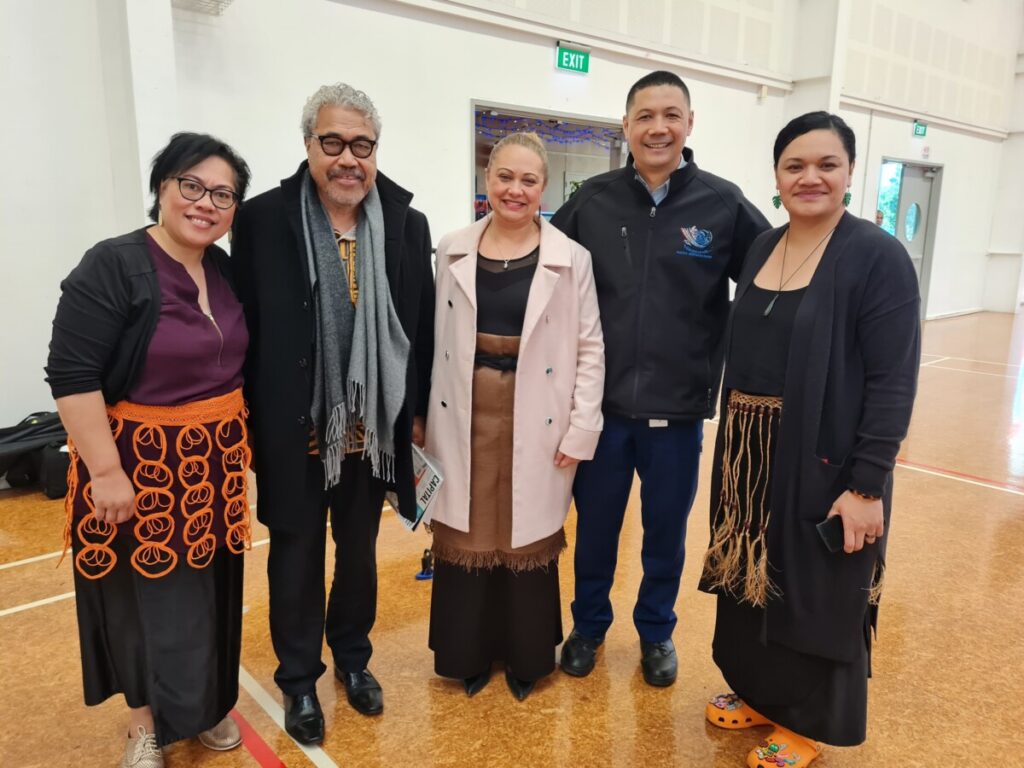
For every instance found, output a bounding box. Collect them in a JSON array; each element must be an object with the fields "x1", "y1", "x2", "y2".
[{"x1": 0, "y1": 412, "x2": 70, "y2": 498}]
